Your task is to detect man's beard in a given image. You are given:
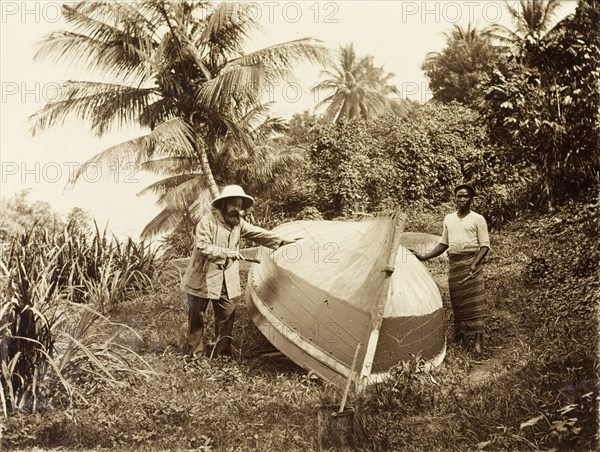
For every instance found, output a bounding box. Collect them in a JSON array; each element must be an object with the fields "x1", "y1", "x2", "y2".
[{"x1": 222, "y1": 208, "x2": 240, "y2": 226}]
